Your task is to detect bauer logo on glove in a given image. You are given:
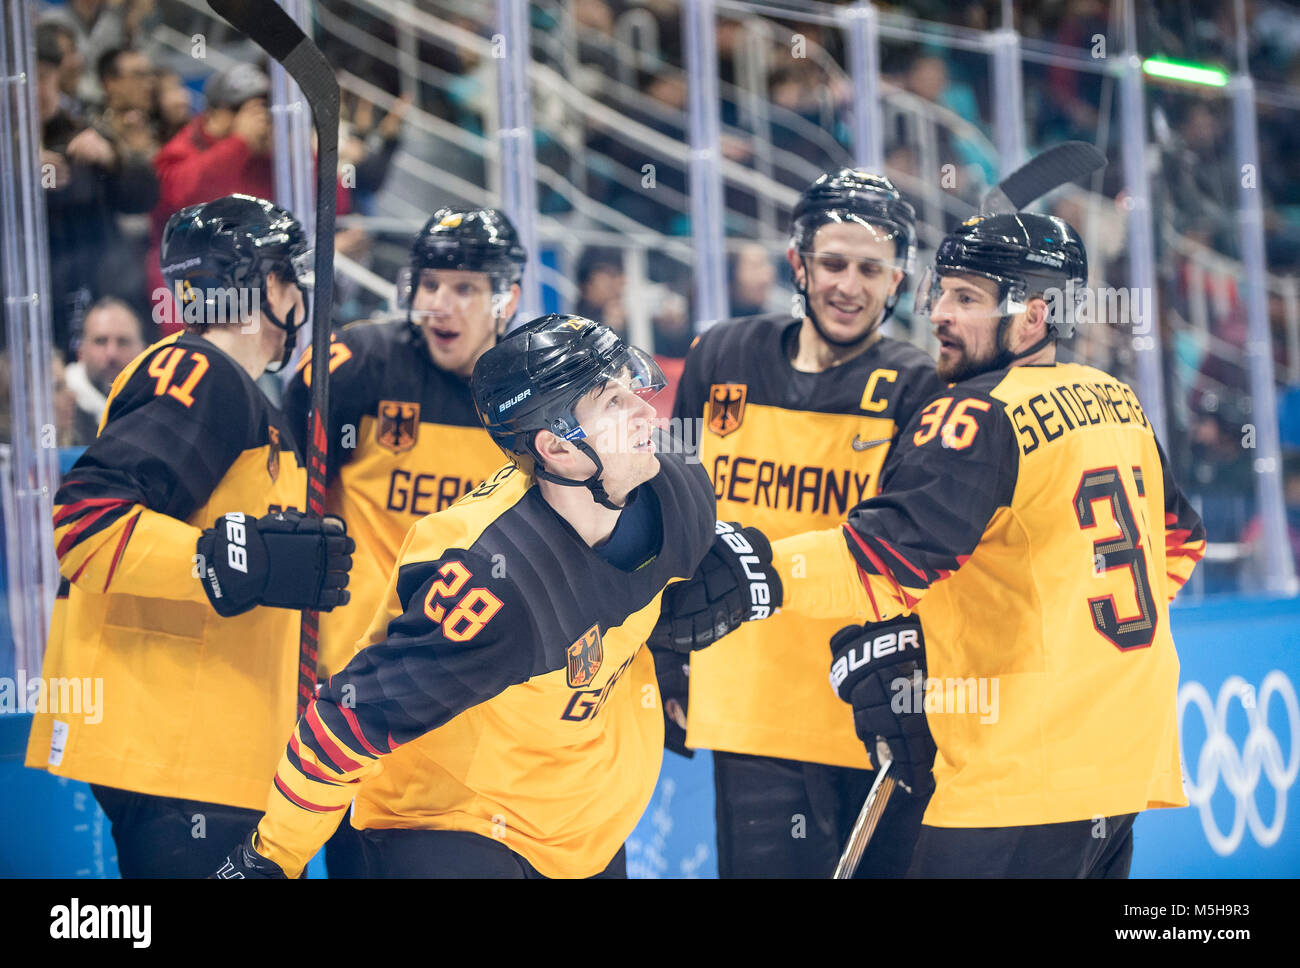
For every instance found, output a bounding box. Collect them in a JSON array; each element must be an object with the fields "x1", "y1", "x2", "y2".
[
  {"x1": 829, "y1": 615, "x2": 937, "y2": 797},
  {"x1": 646, "y1": 521, "x2": 783, "y2": 653},
  {"x1": 829, "y1": 621, "x2": 923, "y2": 692},
  {"x1": 713, "y1": 520, "x2": 776, "y2": 620}
]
